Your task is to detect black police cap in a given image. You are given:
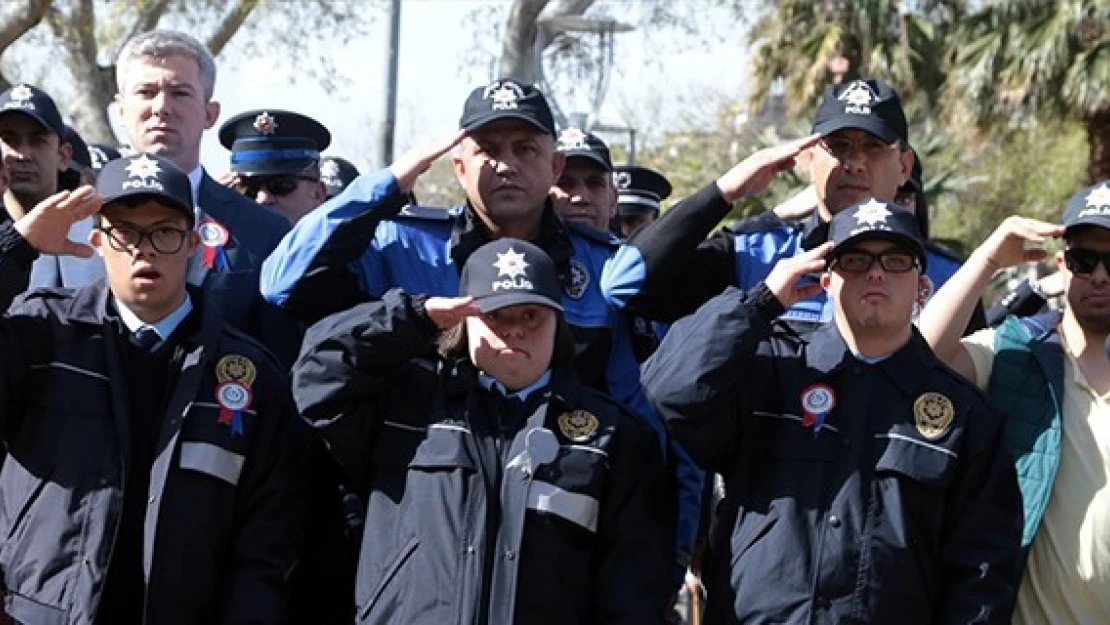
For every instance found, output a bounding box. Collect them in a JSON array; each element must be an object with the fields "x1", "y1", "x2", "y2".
[
  {"x1": 88, "y1": 144, "x2": 122, "y2": 171},
  {"x1": 459, "y1": 79, "x2": 556, "y2": 137},
  {"x1": 96, "y1": 153, "x2": 195, "y2": 227},
  {"x1": 0, "y1": 84, "x2": 66, "y2": 138},
  {"x1": 614, "y1": 165, "x2": 672, "y2": 216},
  {"x1": 319, "y1": 156, "x2": 360, "y2": 198},
  {"x1": 812, "y1": 79, "x2": 908, "y2": 145},
  {"x1": 459, "y1": 238, "x2": 564, "y2": 313},
  {"x1": 218, "y1": 109, "x2": 331, "y2": 176},
  {"x1": 63, "y1": 125, "x2": 92, "y2": 170},
  {"x1": 556, "y1": 127, "x2": 612, "y2": 171},
  {"x1": 828, "y1": 198, "x2": 926, "y2": 270},
  {"x1": 1062, "y1": 180, "x2": 1110, "y2": 233}
]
